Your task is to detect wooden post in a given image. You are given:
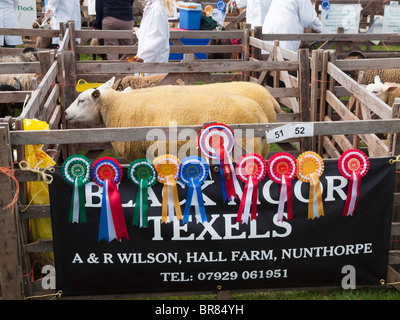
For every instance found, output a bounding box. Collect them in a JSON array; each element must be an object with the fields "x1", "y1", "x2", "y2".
[
  {"x1": 64, "y1": 50, "x2": 77, "y2": 110},
  {"x1": 272, "y1": 41, "x2": 279, "y2": 89},
  {"x1": 390, "y1": 98, "x2": 400, "y2": 156},
  {"x1": 67, "y1": 21, "x2": 77, "y2": 53},
  {"x1": 64, "y1": 50, "x2": 78, "y2": 157},
  {"x1": 310, "y1": 50, "x2": 321, "y2": 152},
  {"x1": 326, "y1": 51, "x2": 336, "y2": 123},
  {"x1": 298, "y1": 48, "x2": 311, "y2": 152},
  {"x1": 13, "y1": 118, "x2": 33, "y2": 297},
  {"x1": 352, "y1": 71, "x2": 365, "y2": 149},
  {"x1": 253, "y1": 26, "x2": 262, "y2": 62},
  {"x1": 38, "y1": 51, "x2": 53, "y2": 79},
  {"x1": 241, "y1": 24, "x2": 250, "y2": 81},
  {"x1": 217, "y1": 288, "x2": 230, "y2": 300},
  {"x1": 336, "y1": 27, "x2": 345, "y2": 56},
  {"x1": 253, "y1": 26, "x2": 262, "y2": 79},
  {"x1": 390, "y1": 98, "x2": 400, "y2": 251},
  {"x1": 182, "y1": 54, "x2": 196, "y2": 85},
  {"x1": 317, "y1": 50, "x2": 329, "y2": 155},
  {"x1": 0, "y1": 124, "x2": 23, "y2": 299},
  {"x1": 57, "y1": 51, "x2": 68, "y2": 160}
]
